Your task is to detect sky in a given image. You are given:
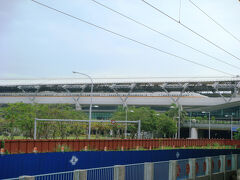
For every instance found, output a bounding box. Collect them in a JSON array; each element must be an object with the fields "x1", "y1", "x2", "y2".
[{"x1": 0, "y1": 0, "x2": 240, "y2": 79}]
